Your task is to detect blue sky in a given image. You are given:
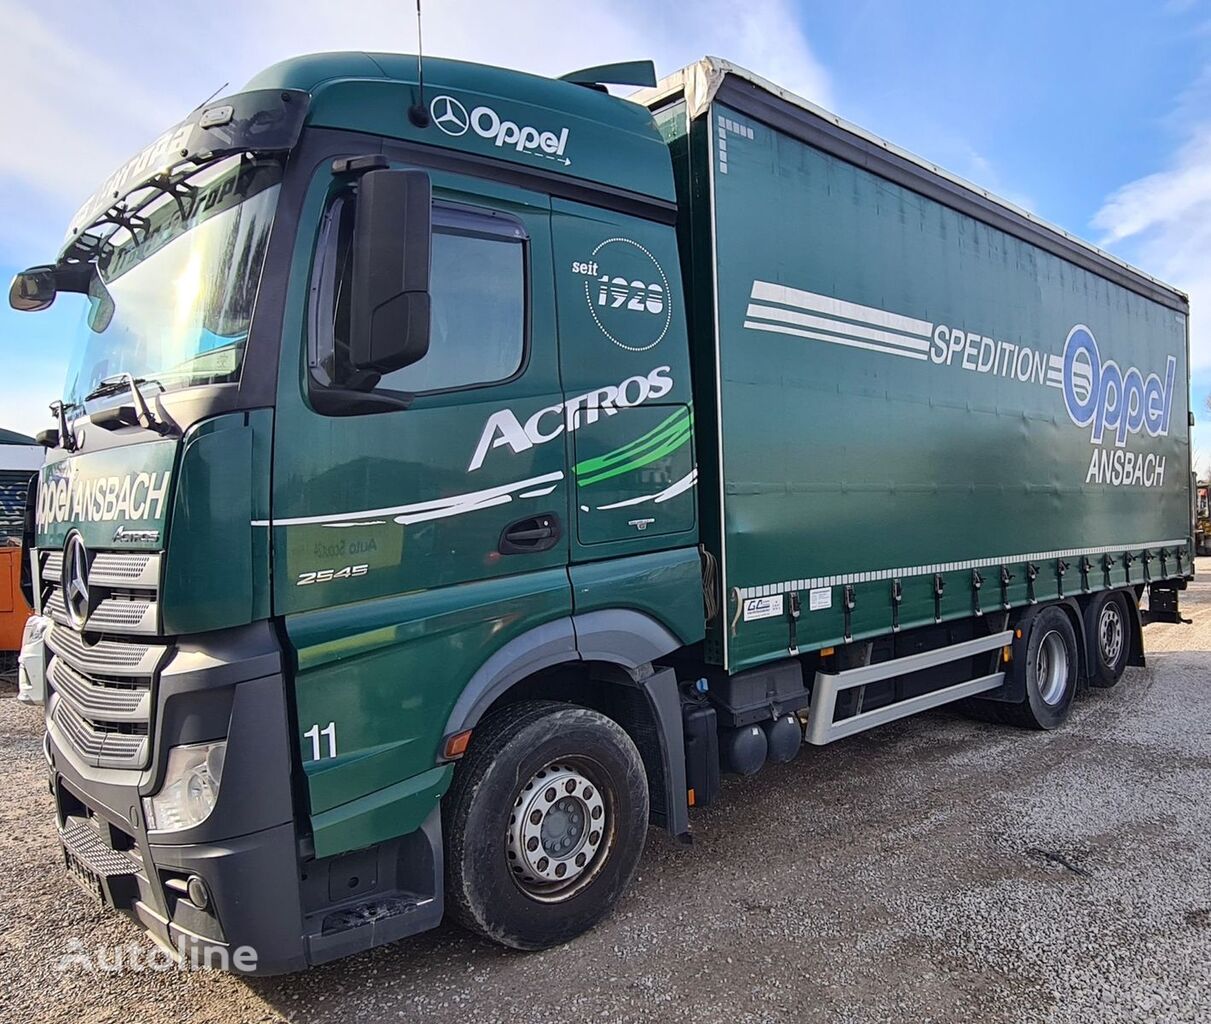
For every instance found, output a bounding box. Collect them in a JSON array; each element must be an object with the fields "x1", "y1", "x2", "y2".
[{"x1": 2, "y1": 0, "x2": 1210, "y2": 469}]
